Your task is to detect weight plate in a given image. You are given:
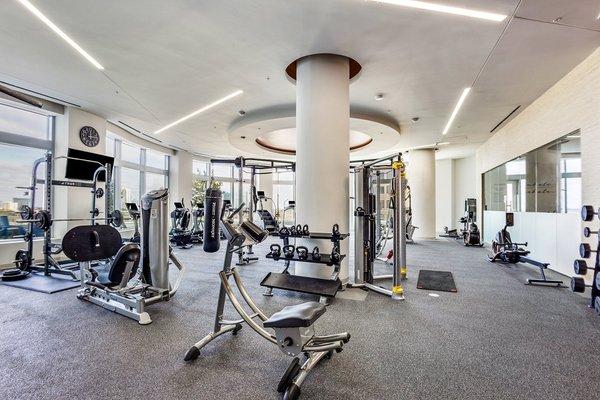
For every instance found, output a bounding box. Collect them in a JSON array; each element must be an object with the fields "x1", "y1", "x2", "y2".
[
  {"x1": 111, "y1": 210, "x2": 123, "y2": 227},
  {"x1": 596, "y1": 273, "x2": 600, "y2": 292},
  {"x1": 583, "y1": 227, "x2": 592, "y2": 237},
  {"x1": 33, "y1": 210, "x2": 52, "y2": 231},
  {"x1": 19, "y1": 205, "x2": 32, "y2": 220},
  {"x1": 95, "y1": 187, "x2": 104, "y2": 198}
]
